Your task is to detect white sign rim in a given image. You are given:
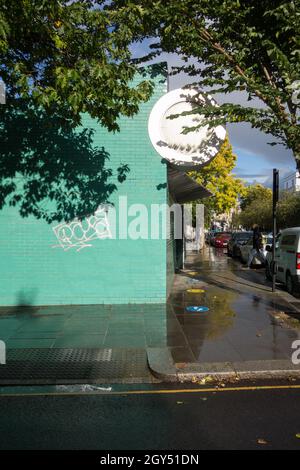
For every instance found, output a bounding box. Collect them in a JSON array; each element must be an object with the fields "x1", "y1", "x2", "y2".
[{"x1": 148, "y1": 87, "x2": 226, "y2": 169}]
